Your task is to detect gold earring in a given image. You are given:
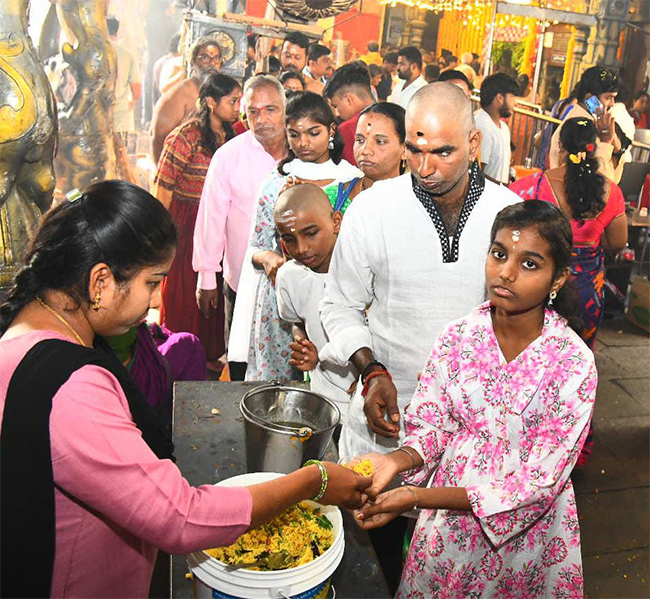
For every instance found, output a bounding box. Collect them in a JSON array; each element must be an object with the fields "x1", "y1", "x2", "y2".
[
  {"x1": 92, "y1": 292, "x2": 101, "y2": 311},
  {"x1": 548, "y1": 290, "x2": 557, "y2": 305}
]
